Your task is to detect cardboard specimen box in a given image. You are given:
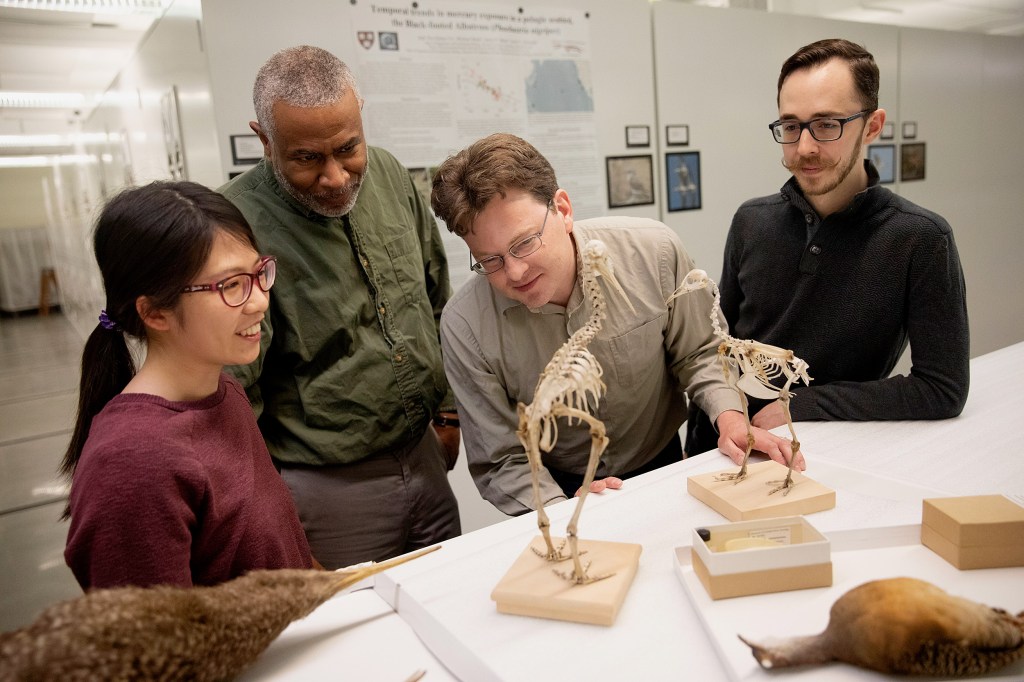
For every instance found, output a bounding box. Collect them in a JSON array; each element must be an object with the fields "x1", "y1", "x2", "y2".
[
  {"x1": 921, "y1": 495, "x2": 1024, "y2": 570},
  {"x1": 690, "y1": 516, "x2": 832, "y2": 600}
]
